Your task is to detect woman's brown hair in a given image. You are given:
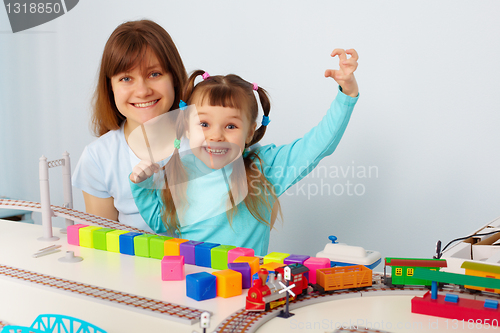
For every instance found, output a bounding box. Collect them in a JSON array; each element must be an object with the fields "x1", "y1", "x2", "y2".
[
  {"x1": 92, "y1": 20, "x2": 187, "y2": 136},
  {"x1": 159, "y1": 70, "x2": 282, "y2": 235}
]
